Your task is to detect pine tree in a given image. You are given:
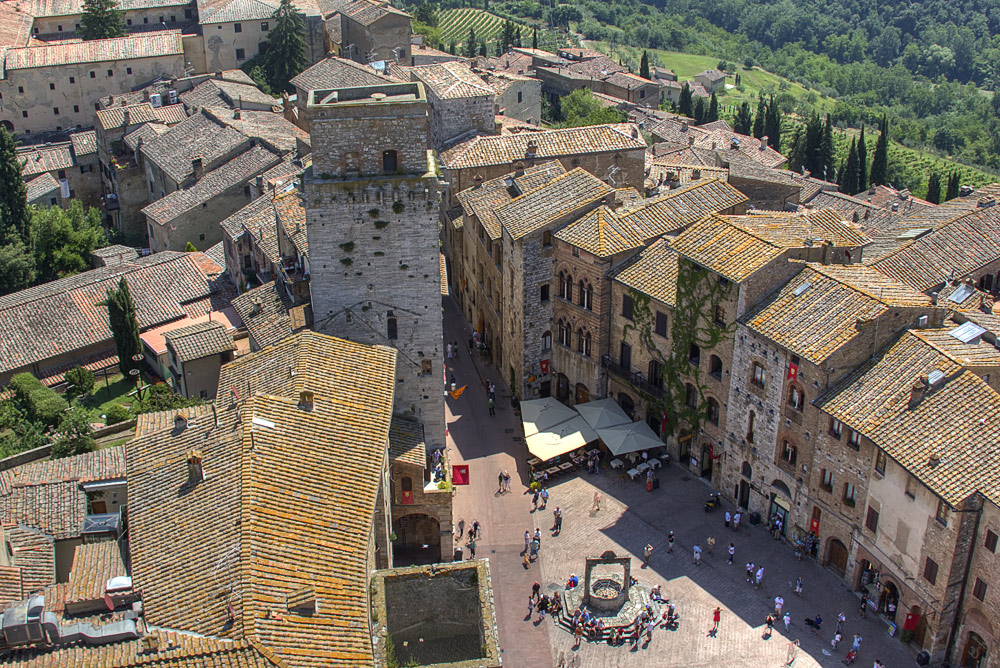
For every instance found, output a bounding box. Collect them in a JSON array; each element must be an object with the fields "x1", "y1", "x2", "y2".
[
  {"x1": 870, "y1": 115, "x2": 889, "y2": 186},
  {"x1": 464, "y1": 27, "x2": 477, "y2": 58},
  {"x1": 101, "y1": 277, "x2": 141, "y2": 376},
  {"x1": 857, "y1": 126, "x2": 868, "y2": 192},
  {"x1": 693, "y1": 96, "x2": 706, "y2": 124},
  {"x1": 532, "y1": 27, "x2": 537, "y2": 50},
  {"x1": 733, "y1": 102, "x2": 752, "y2": 135},
  {"x1": 707, "y1": 92, "x2": 718, "y2": 122},
  {"x1": 752, "y1": 97, "x2": 766, "y2": 138},
  {"x1": 640, "y1": 50, "x2": 650, "y2": 80},
  {"x1": 0, "y1": 127, "x2": 29, "y2": 246},
  {"x1": 80, "y1": 0, "x2": 125, "y2": 40},
  {"x1": 925, "y1": 172, "x2": 941, "y2": 204},
  {"x1": 945, "y1": 171, "x2": 960, "y2": 201},
  {"x1": 763, "y1": 95, "x2": 780, "y2": 149},
  {"x1": 820, "y1": 114, "x2": 835, "y2": 181},
  {"x1": 678, "y1": 83, "x2": 693, "y2": 118},
  {"x1": 263, "y1": 0, "x2": 308, "y2": 93},
  {"x1": 841, "y1": 138, "x2": 859, "y2": 195},
  {"x1": 789, "y1": 126, "x2": 808, "y2": 174}
]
